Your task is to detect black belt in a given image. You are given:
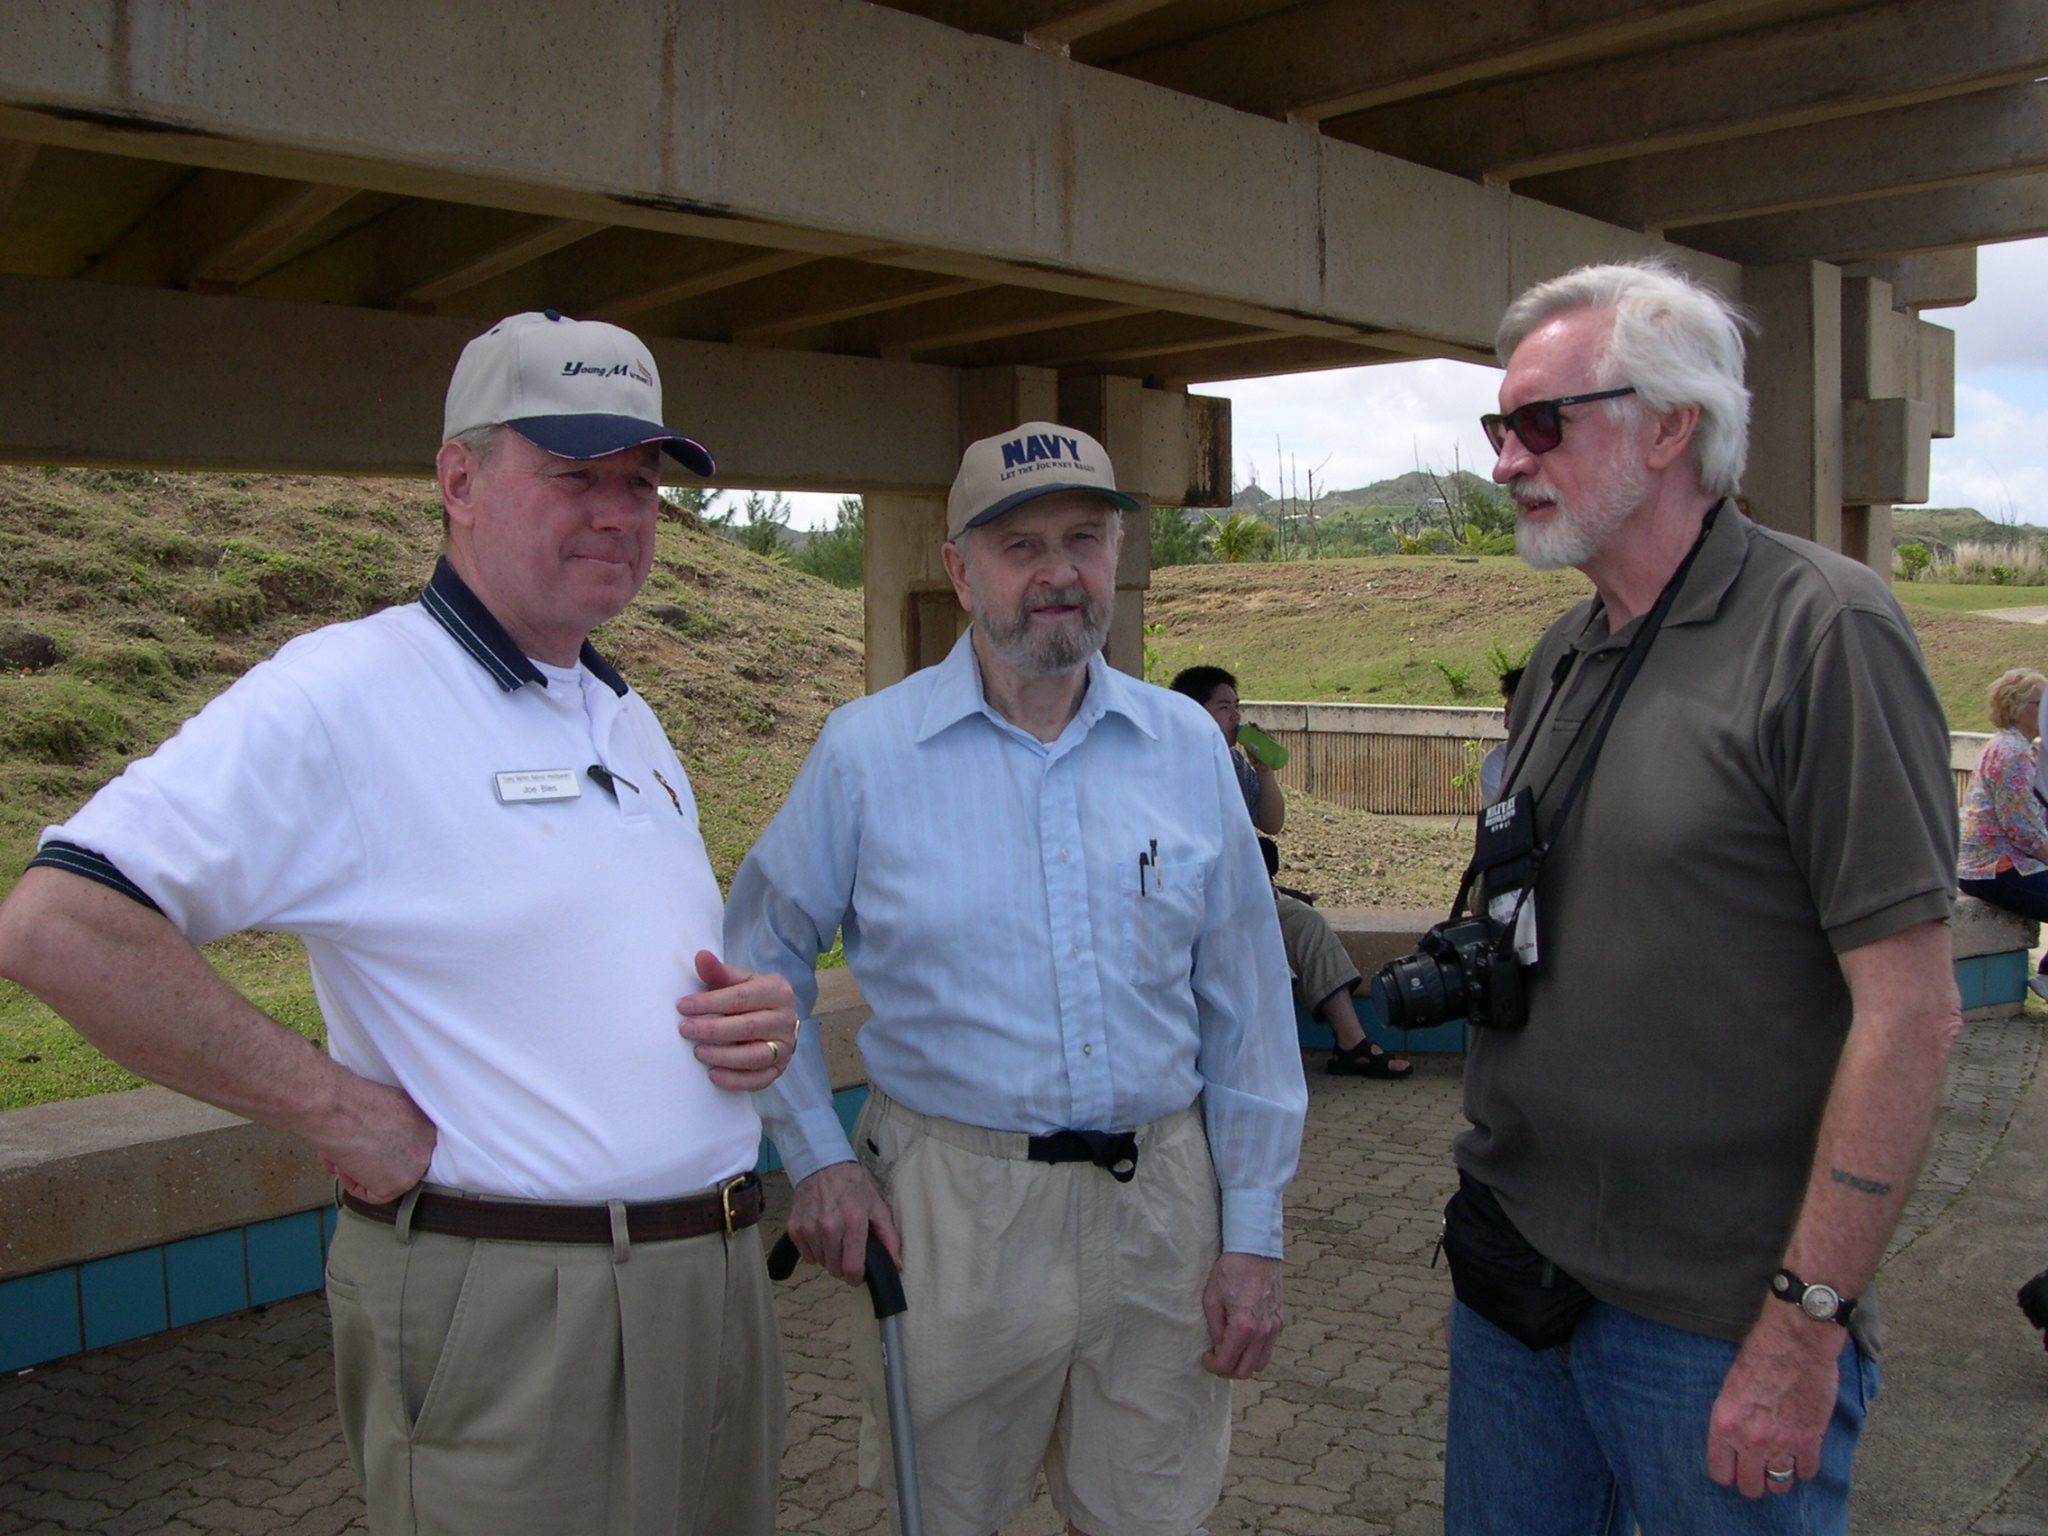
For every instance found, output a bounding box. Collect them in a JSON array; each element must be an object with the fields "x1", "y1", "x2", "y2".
[
  {"x1": 1027, "y1": 1130, "x2": 1140, "y2": 1183},
  {"x1": 341, "y1": 1172, "x2": 763, "y2": 1244}
]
